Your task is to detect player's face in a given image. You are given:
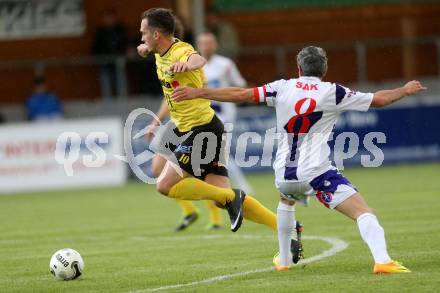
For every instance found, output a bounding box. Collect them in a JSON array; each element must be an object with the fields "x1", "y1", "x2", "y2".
[
  {"x1": 197, "y1": 34, "x2": 217, "y2": 58},
  {"x1": 140, "y1": 19, "x2": 157, "y2": 52}
]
